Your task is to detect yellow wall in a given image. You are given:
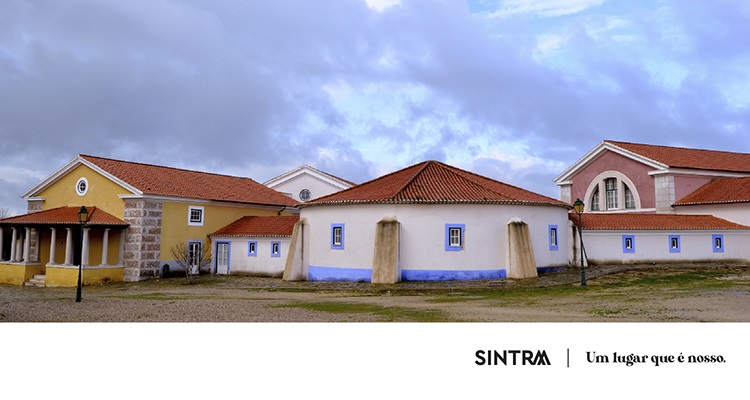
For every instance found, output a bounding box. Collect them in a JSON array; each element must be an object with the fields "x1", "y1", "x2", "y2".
[
  {"x1": 46, "y1": 266, "x2": 124, "y2": 287},
  {"x1": 0, "y1": 263, "x2": 44, "y2": 285},
  {"x1": 160, "y1": 202, "x2": 295, "y2": 259},
  {"x1": 36, "y1": 164, "x2": 130, "y2": 219},
  {"x1": 37, "y1": 228, "x2": 123, "y2": 267}
]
